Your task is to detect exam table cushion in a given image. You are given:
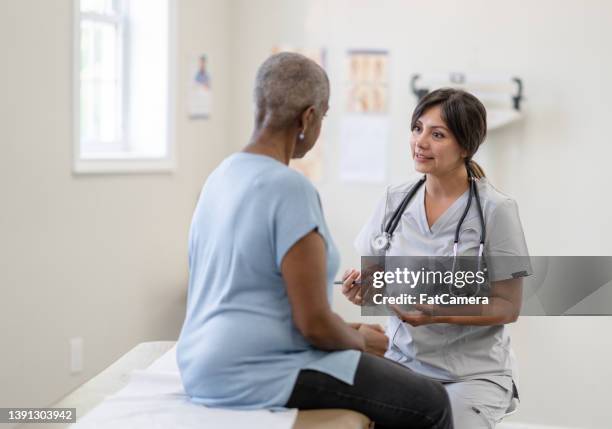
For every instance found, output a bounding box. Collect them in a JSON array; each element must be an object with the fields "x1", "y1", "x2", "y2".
[{"x1": 48, "y1": 341, "x2": 370, "y2": 429}]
